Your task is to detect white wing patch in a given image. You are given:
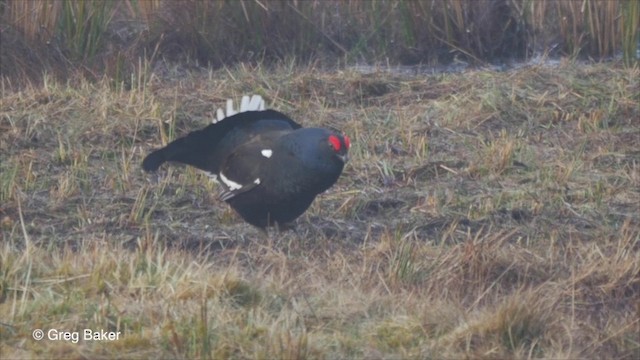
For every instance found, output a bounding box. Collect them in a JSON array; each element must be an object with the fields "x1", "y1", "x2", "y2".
[
  {"x1": 218, "y1": 175, "x2": 261, "y2": 201},
  {"x1": 206, "y1": 173, "x2": 219, "y2": 184},
  {"x1": 213, "y1": 95, "x2": 266, "y2": 123},
  {"x1": 199, "y1": 169, "x2": 220, "y2": 184},
  {"x1": 261, "y1": 149, "x2": 273, "y2": 158},
  {"x1": 219, "y1": 172, "x2": 243, "y2": 191}
]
